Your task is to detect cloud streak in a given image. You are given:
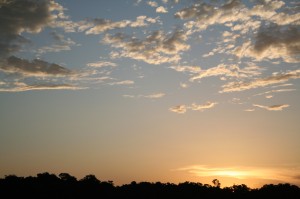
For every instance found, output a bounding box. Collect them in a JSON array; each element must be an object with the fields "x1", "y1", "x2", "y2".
[
  {"x1": 253, "y1": 104, "x2": 290, "y2": 111},
  {"x1": 221, "y1": 70, "x2": 300, "y2": 93},
  {"x1": 170, "y1": 101, "x2": 217, "y2": 114}
]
